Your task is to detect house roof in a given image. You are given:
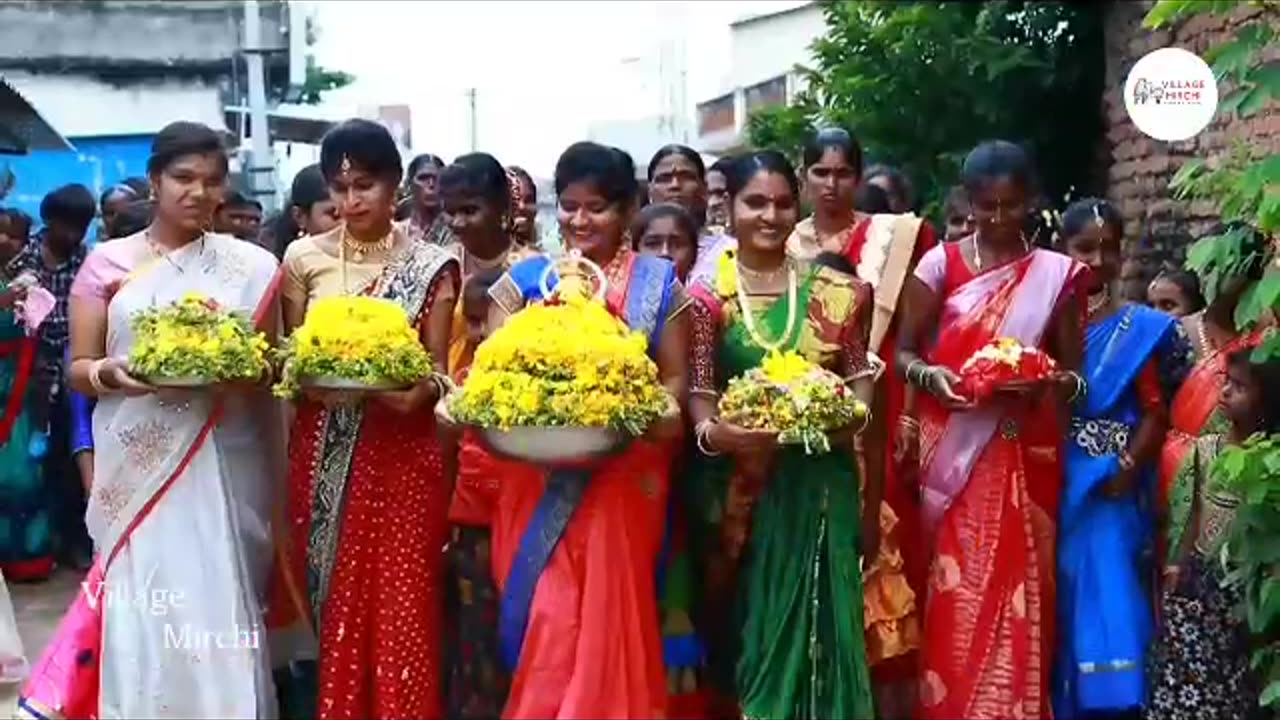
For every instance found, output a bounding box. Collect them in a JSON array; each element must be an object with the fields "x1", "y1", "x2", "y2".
[
  {"x1": 730, "y1": 1, "x2": 816, "y2": 29},
  {"x1": 0, "y1": 76, "x2": 74, "y2": 154}
]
